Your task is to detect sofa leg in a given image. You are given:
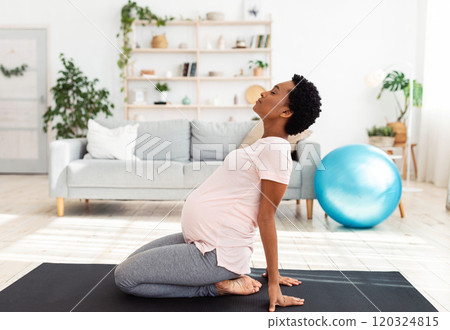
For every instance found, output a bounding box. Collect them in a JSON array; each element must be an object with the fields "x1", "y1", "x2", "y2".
[
  {"x1": 296, "y1": 199, "x2": 300, "y2": 205},
  {"x1": 306, "y1": 199, "x2": 313, "y2": 220},
  {"x1": 57, "y1": 197, "x2": 64, "y2": 217}
]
